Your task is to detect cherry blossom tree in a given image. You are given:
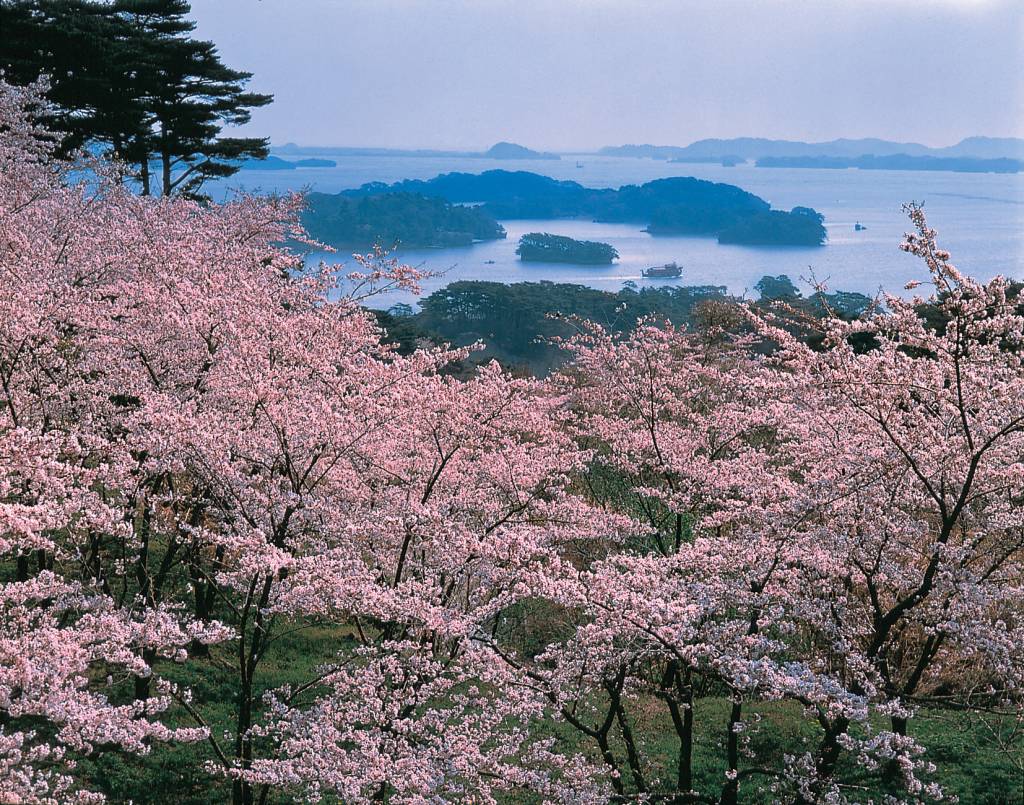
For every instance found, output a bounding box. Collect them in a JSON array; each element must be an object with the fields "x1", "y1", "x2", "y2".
[
  {"x1": 3, "y1": 73, "x2": 1021, "y2": 804},
  {"x1": 525, "y1": 207, "x2": 1024, "y2": 802},
  {"x1": 761, "y1": 205, "x2": 1024, "y2": 788},
  {"x1": 0, "y1": 82, "x2": 232, "y2": 804},
  {"x1": 526, "y1": 320, "x2": 917, "y2": 803},
  {"x1": 1, "y1": 79, "x2": 614, "y2": 803}
]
